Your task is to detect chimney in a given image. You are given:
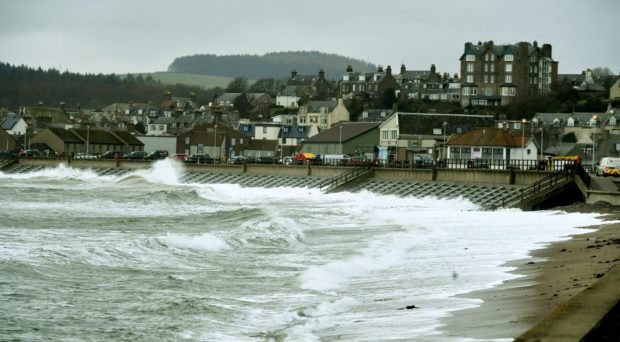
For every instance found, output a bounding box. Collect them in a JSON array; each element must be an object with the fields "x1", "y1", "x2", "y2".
[
  {"x1": 542, "y1": 43, "x2": 552, "y2": 58},
  {"x1": 318, "y1": 69, "x2": 325, "y2": 79},
  {"x1": 164, "y1": 91, "x2": 172, "y2": 100},
  {"x1": 291, "y1": 70, "x2": 297, "y2": 78},
  {"x1": 346, "y1": 65, "x2": 353, "y2": 73},
  {"x1": 430, "y1": 64, "x2": 436, "y2": 74},
  {"x1": 377, "y1": 66, "x2": 384, "y2": 73},
  {"x1": 400, "y1": 64, "x2": 406, "y2": 74},
  {"x1": 386, "y1": 65, "x2": 392, "y2": 76}
]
